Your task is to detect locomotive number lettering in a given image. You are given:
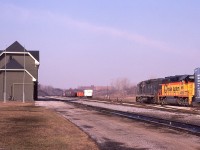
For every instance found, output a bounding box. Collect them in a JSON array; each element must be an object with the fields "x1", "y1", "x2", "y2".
[
  {"x1": 167, "y1": 87, "x2": 172, "y2": 91},
  {"x1": 173, "y1": 87, "x2": 180, "y2": 91},
  {"x1": 164, "y1": 85, "x2": 174, "y2": 93}
]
